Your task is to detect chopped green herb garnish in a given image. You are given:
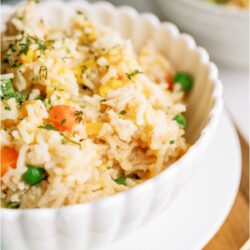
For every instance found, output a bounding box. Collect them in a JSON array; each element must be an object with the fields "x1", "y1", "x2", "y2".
[
  {"x1": 0, "y1": 79, "x2": 15, "y2": 99},
  {"x1": 47, "y1": 98, "x2": 52, "y2": 105},
  {"x1": 126, "y1": 69, "x2": 143, "y2": 80},
  {"x1": 61, "y1": 138, "x2": 66, "y2": 144},
  {"x1": 119, "y1": 110, "x2": 127, "y2": 115},
  {"x1": 10, "y1": 60, "x2": 22, "y2": 68},
  {"x1": 30, "y1": 36, "x2": 47, "y2": 52},
  {"x1": 14, "y1": 34, "x2": 50, "y2": 59},
  {"x1": 35, "y1": 95, "x2": 45, "y2": 101},
  {"x1": 8, "y1": 44, "x2": 16, "y2": 52},
  {"x1": 64, "y1": 136, "x2": 81, "y2": 149},
  {"x1": 18, "y1": 39, "x2": 31, "y2": 55},
  {"x1": 0, "y1": 78, "x2": 23, "y2": 104},
  {"x1": 6, "y1": 201, "x2": 20, "y2": 209},
  {"x1": 4, "y1": 106, "x2": 11, "y2": 111},
  {"x1": 115, "y1": 177, "x2": 126, "y2": 186},
  {"x1": 37, "y1": 41, "x2": 47, "y2": 51},
  {"x1": 3, "y1": 54, "x2": 11, "y2": 59},
  {"x1": 38, "y1": 124, "x2": 57, "y2": 131},
  {"x1": 61, "y1": 119, "x2": 66, "y2": 125},
  {"x1": 75, "y1": 110, "x2": 83, "y2": 122},
  {"x1": 62, "y1": 56, "x2": 70, "y2": 62},
  {"x1": 81, "y1": 65, "x2": 87, "y2": 74},
  {"x1": 25, "y1": 94, "x2": 30, "y2": 100},
  {"x1": 74, "y1": 110, "x2": 83, "y2": 115},
  {"x1": 169, "y1": 140, "x2": 175, "y2": 144},
  {"x1": 76, "y1": 116, "x2": 82, "y2": 122}
]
